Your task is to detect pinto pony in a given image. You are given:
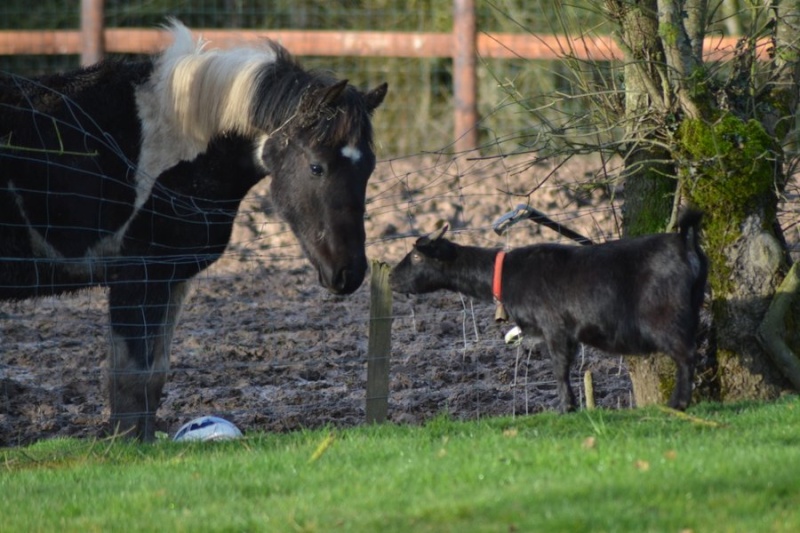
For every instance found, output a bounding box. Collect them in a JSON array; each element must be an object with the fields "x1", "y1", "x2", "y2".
[{"x1": 0, "y1": 20, "x2": 387, "y2": 440}]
